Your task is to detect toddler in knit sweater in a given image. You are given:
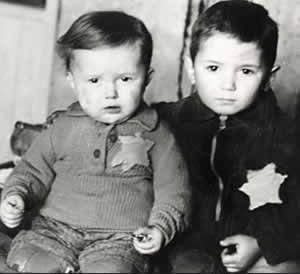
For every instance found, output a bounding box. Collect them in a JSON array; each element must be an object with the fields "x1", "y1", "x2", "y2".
[{"x1": 0, "y1": 11, "x2": 191, "y2": 273}]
